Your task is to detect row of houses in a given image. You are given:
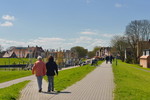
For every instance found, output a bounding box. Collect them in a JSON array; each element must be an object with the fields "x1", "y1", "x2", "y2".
[
  {"x1": 1, "y1": 46, "x2": 79, "y2": 66},
  {"x1": 95, "y1": 40, "x2": 150, "y2": 61},
  {"x1": 3, "y1": 46, "x2": 44, "y2": 58}
]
